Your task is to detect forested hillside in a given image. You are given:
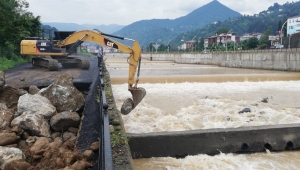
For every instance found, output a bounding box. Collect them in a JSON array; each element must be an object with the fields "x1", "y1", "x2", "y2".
[
  {"x1": 172, "y1": 1, "x2": 300, "y2": 47},
  {"x1": 0, "y1": 0, "x2": 41, "y2": 70}
]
